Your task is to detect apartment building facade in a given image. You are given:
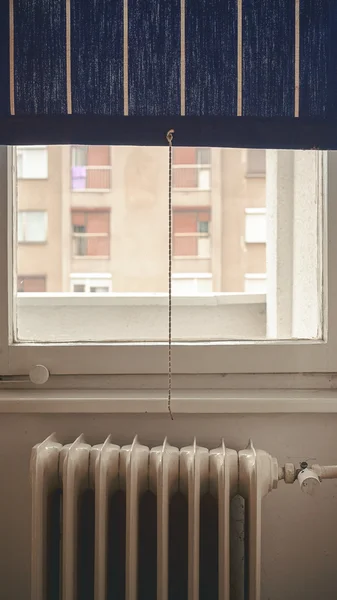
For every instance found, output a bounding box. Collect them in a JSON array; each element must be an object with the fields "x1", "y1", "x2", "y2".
[{"x1": 16, "y1": 145, "x2": 266, "y2": 294}]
